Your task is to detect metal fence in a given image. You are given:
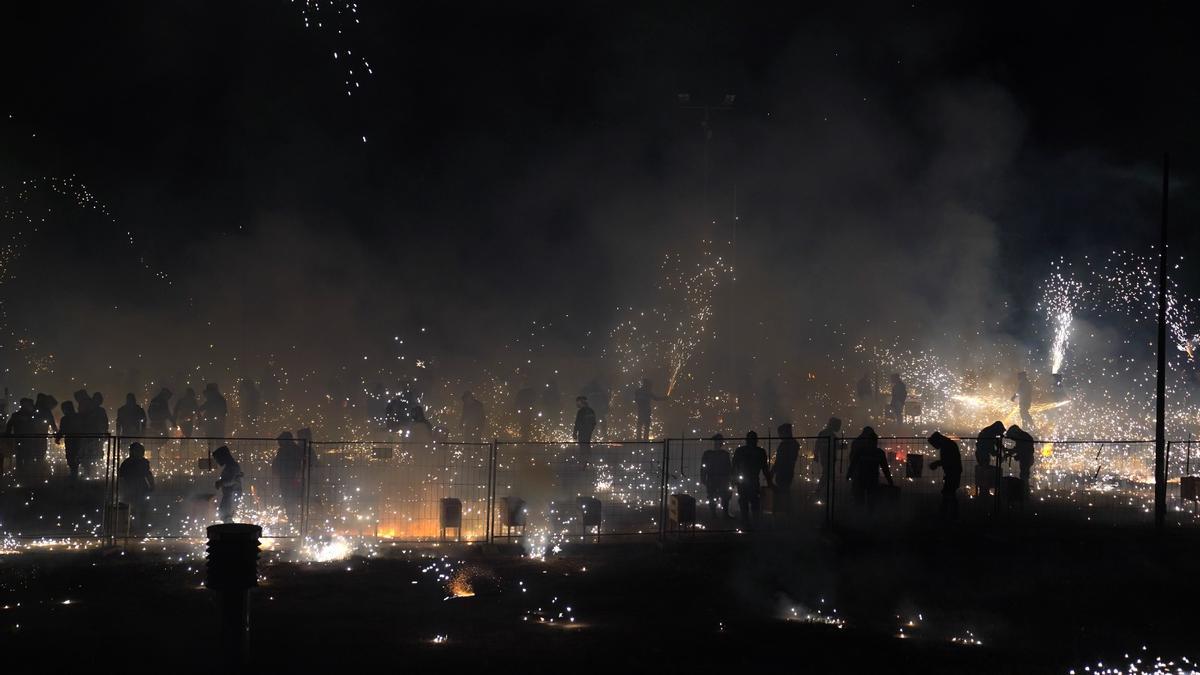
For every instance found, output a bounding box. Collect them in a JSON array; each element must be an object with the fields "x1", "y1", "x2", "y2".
[{"x1": 4, "y1": 432, "x2": 1199, "y2": 541}]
